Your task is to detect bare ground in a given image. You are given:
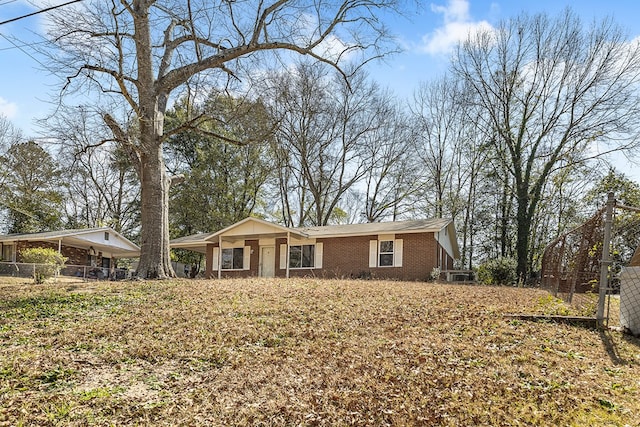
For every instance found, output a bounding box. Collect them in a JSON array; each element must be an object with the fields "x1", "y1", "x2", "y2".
[{"x1": 0, "y1": 278, "x2": 638, "y2": 426}]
